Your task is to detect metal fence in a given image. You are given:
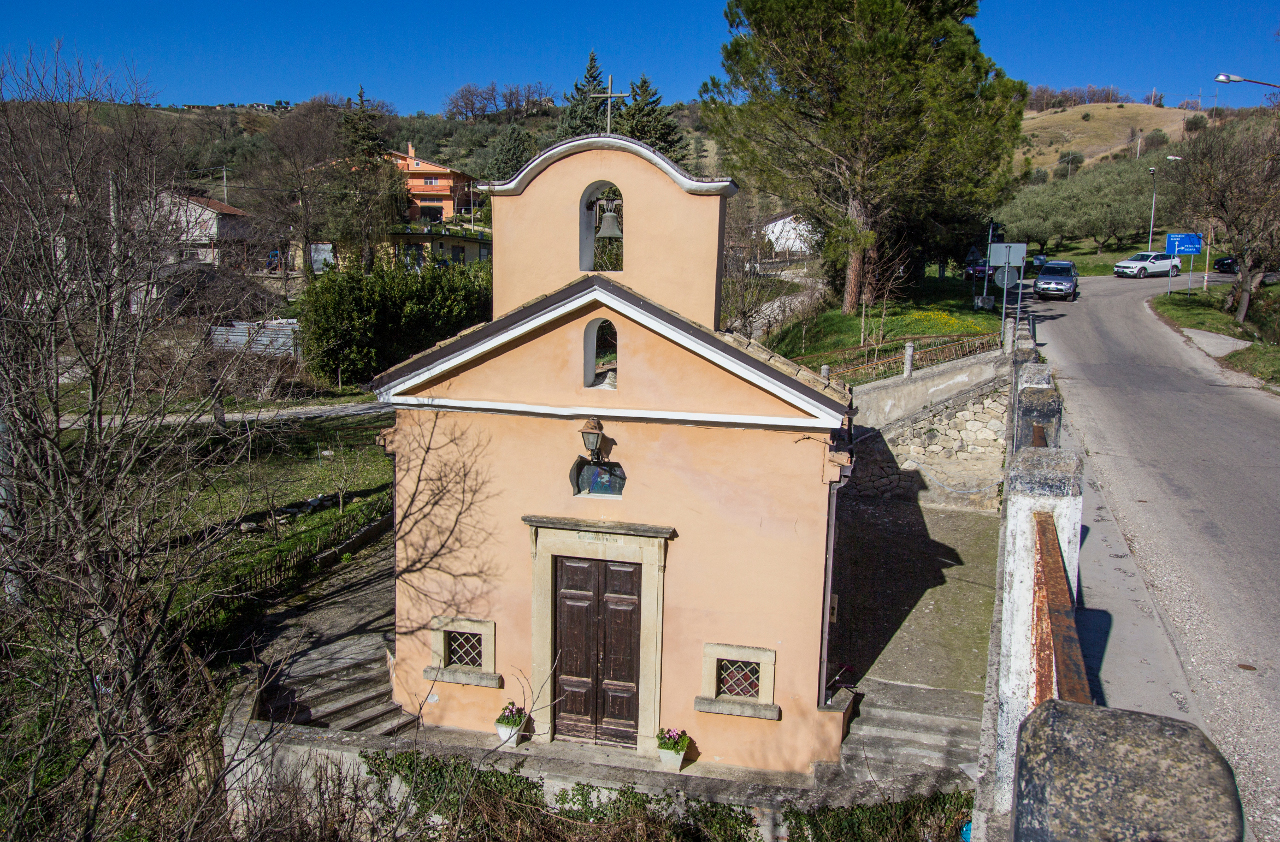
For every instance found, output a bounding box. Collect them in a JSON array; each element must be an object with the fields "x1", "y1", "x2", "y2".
[
  {"x1": 813, "y1": 332, "x2": 1001, "y2": 387},
  {"x1": 208, "y1": 321, "x2": 301, "y2": 358},
  {"x1": 191, "y1": 492, "x2": 392, "y2": 631}
]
